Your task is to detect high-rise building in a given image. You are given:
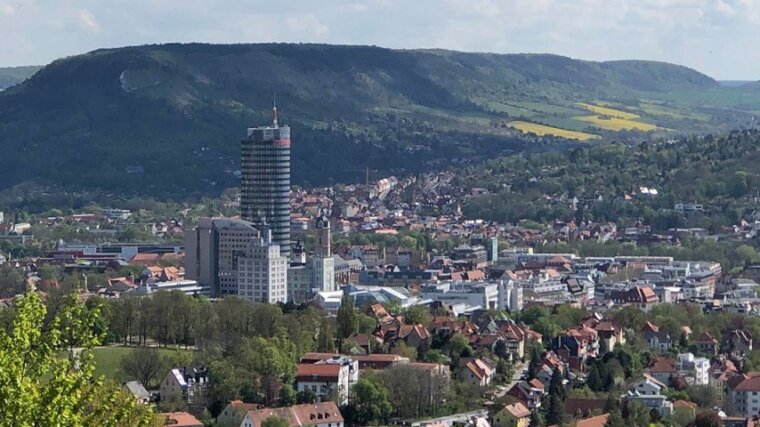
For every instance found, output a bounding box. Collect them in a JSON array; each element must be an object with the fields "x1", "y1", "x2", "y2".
[
  {"x1": 184, "y1": 217, "x2": 259, "y2": 295},
  {"x1": 237, "y1": 227, "x2": 288, "y2": 304},
  {"x1": 241, "y1": 104, "x2": 291, "y2": 258}
]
